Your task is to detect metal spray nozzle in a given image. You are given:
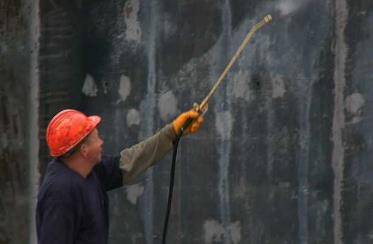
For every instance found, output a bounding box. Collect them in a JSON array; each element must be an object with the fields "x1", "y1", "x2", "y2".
[{"x1": 194, "y1": 14, "x2": 273, "y2": 113}]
